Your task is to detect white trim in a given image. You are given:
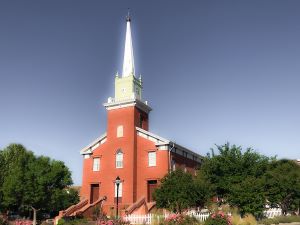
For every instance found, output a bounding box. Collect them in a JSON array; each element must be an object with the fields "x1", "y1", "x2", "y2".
[
  {"x1": 136, "y1": 127, "x2": 203, "y2": 163},
  {"x1": 104, "y1": 98, "x2": 152, "y2": 113},
  {"x1": 80, "y1": 133, "x2": 107, "y2": 155},
  {"x1": 136, "y1": 127, "x2": 169, "y2": 144},
  {"x1": 105, "y1": 102, "x2": 136, "y2": 110}
]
